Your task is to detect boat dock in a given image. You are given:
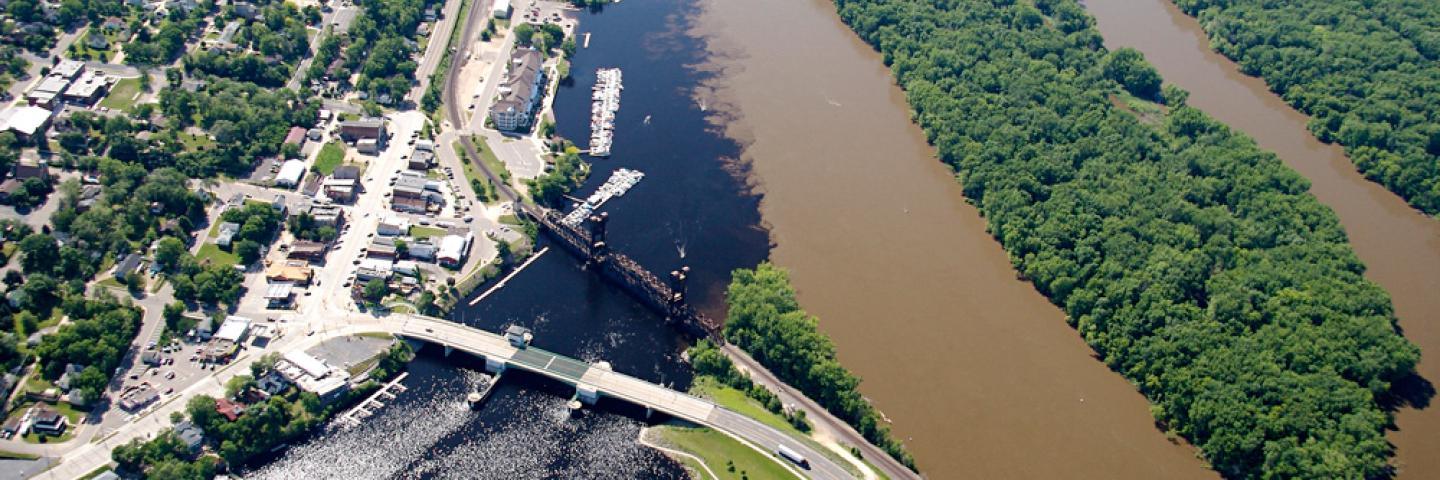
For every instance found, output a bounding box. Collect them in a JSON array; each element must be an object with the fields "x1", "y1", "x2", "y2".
[
  {"x1": 561, "y1": 168, "x2": 644, "y2": 226},
  {"x1": 589, "y1": 68, "x2": 622, "y2": 156},
  {"x1": 336, "y1": 372, "x2": 410, "y2": 428}
]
